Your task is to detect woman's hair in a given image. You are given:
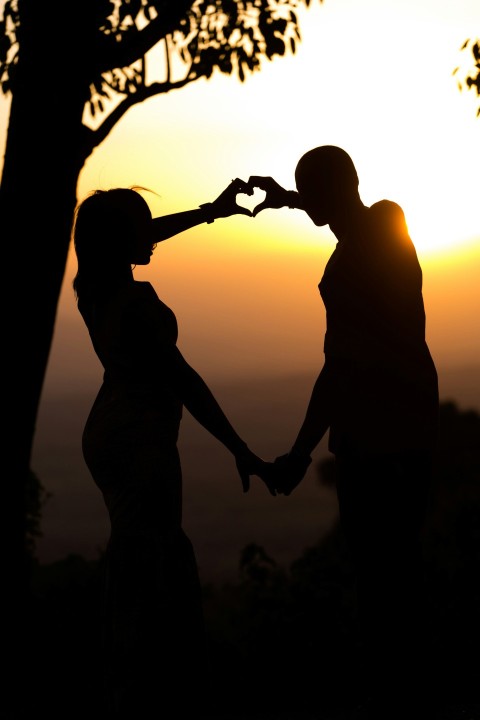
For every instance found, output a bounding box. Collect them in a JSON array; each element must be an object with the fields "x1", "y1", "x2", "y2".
[{"x1": 72, "y1": 187, "x2": 150, "y2": 303}]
